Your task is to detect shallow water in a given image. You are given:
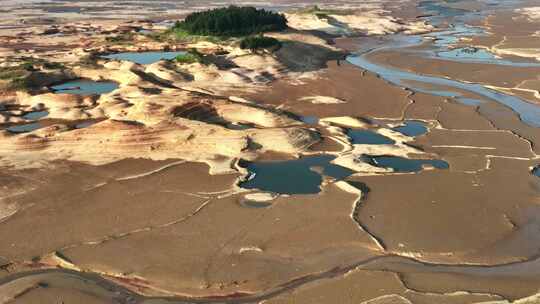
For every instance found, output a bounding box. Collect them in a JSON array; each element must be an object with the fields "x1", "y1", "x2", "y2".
[
  {"x1": 345, "y1": 8, "x2": 540, "y2": 127},
  {"x1": 239, "y1": 155, "x2": 354, "y2": 194},
  {"x1": 437, "y1": 47, "x2": 496, "y2": 60},
  {"x1": 348, "y1": 129, "x2": 395, "y2": 145},
  {"x1": 418, "y1": 0, "x2": 469, "y2": 20},
  {"x1": 51, "y1": 80, "x2": 118, "y2": 95},
  {"x1": 22, "y1": 110, "x2": 48, "y2": 120},
  {"x1": 392, "y1": 120, "x2": 428, "y2": 137},
  {"x1": 6, "y1": 122, "x2": 42, "y2": 133},
  {"x1": 457, "y1": 98, "x2": 484, "y2": 106},
  {"x1": 102, "y1": 51, "x2": 186, "y2": 65},
  {"x1": 423, "y1": 14, "x2": 540, "y2": 67},
  {"x1": 347, "y1": 54, "x2": 540, "y2": 128},
  {"x1": 364, "y1": 155, "x2": 449, "y2": 172},
  {"x1": 301, "y1": 116, "x2": 319, "y2": 125},
  {"x1": 533, "y1": 166, "x2": 540, "y2": 178}
]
